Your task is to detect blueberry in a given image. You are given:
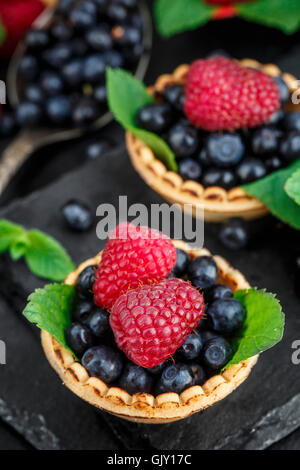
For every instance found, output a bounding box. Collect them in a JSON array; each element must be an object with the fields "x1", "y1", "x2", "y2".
[
  {"x1": 122, "y1": 43, "x2": 142, "y2": 65},
  {"x1": 205, "y1": 132, "x2": 245, "y2": 168},
  {"x1": 56, "y1": 0, "x2": 73, "y2": 15},
  {"x1": 201, "y1": 329, "x2": 221, "y2": 344},
  {"x1": 168, "y1": 122, "x2": 199, "y2": 158},
  {"x1": 205, "y1": 284, "x2": 233, "y2": 304},
  {"x1": 219, "y1": 218, "x2": 248, "y2": 251},
  {"x1": 23, "y1": 84, "x2": 45, "y2": 104},
  {"x1": 85, "y1": 141, "x2": 111, "y2": 159},
  {"x1": 42, "y1": 43, "x2": 73, "y2": 68},
  {"x1": 102, "y1": 50, "x2": 124, "y2": 69},
  {"x1": 206, "y1": 49, "x2": 231, "y2": 58},
  {"x1": 77, "y1": 0, "x2": 98, "y2": 15},
  {"x1": 187, "y1": 256, "x2": 218, "y2": 290},
  {"x1": 137, "y1": 103, "x2": 173, "y2": 134},
  {"x1": 267, "y1": 109, "x2": 284, "y2": 126},
  {"x1": 201, "y1": 337, "x2": 232, "y2": 370},
  {"x1": 61, "y1": 199, "x2": 93, "y2": 232},
  {"x1": 252, "y1": 126, "x2": 282, "y2": 155},
  {"x1": 164, "y1": 84, "x2": 185, "y2": 112},
  {"x1": 83, "y1": 307, "x2": 110, "y2": 338},
  {"x1": 46, "y1": 96, "x2": 72, "y2": 125},
  {"x1": 265, "y1": 156, "x2": 283, "y2": 173},
  {"x1": 93, "y1": 85, "x2": 107, "y2": 104},
  {"x1": 40, "y1": 71, "x2": 64, "y2": 96},
  {"x1": 283, "y1": 112, "x2": 300, "y2": 132},
  {"x1": 18, "y1": 55, "x2": 39, "y2": 81},
  {"x1": 72, "y1": 98, "x2": 100, "y2": 126},
  {"x1": 178, "y1": 158, "x2": 202, "y2": 181},
  {"x1": 197, "y1": 148, "x2": 211, "y2": 167},
  {"x1": 83, "y1": 55, "x2": 105, "y2": 83},
  {"x1": 0, "y1": 112, "x2": 18, "y2": 137},
  {"x1": 273, "y1": 76, "x2": 290, "y2": 105},
  {"x1": 207, "y1": 299, "x2": 246, "y2": 334},
  {"x1": 76, "y1": 265, "x2": 97, "y2": 299},
  {"x1": 66, "y1": 322, "x2": 95, "y2": 357},
  {"x1": 116, "y1": 0, "x2": 137, "y2": 7},
  {"x1": 147, "y1": 362, "x2": 167, "y2": 375},
  {"x1": 178, "y1": 334, "x2": 203, "y2": 361},
  {"x1": 25, "y1": 29, "x2": 50, "y2": 50},
  {"x1": 114, "y1": 26, "x2": 141, "y2": 47},
  {"x1": 236, "y1": 157, "x2": 267, "y2": 183},
  {"x1": 51, "y1": 22, "x2": 73, "y2": 41},
  {"x1": 173, "y1": 248, "x2": 189, "y2": 277},
  {"x1": 155, "y1": 364, "x2": 194, "y2": 394},
  {"x1": 72, "y1": 38, "x2": 89, "y2": 57},
  {"x1": 280, "y1": 131, "x2": 300, "y2": 162},
  {"x1": 119, "y1": 363, "x2": 153, "y2": 394},
  {"x1": 189, "y1": 363, "x2": 206, "y2": 386},
  {"x1": 72, "y1": 299, "x2": 94, "y2": 322},
  {"x1": 86, "y1": 27, "x2": 113, "y2": 51},
  {"x1": 107, "y1": 3, "x2": 128, "y2": 23},
  {"x1": 201, "y1": 168, "x2": 238, "y2": 189},
  {"x1": 16, "y1": 102, "x2": 43, "y2": 127},
  {"x1": 69, "y1": 8, "x2": 96, "y2": 30},
  {"x1": 82, "y1": 345, "x2": 123, "y2": 383},
  {"x1": 62, "y1": 59, "x2": 84, "y2": 87}
]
